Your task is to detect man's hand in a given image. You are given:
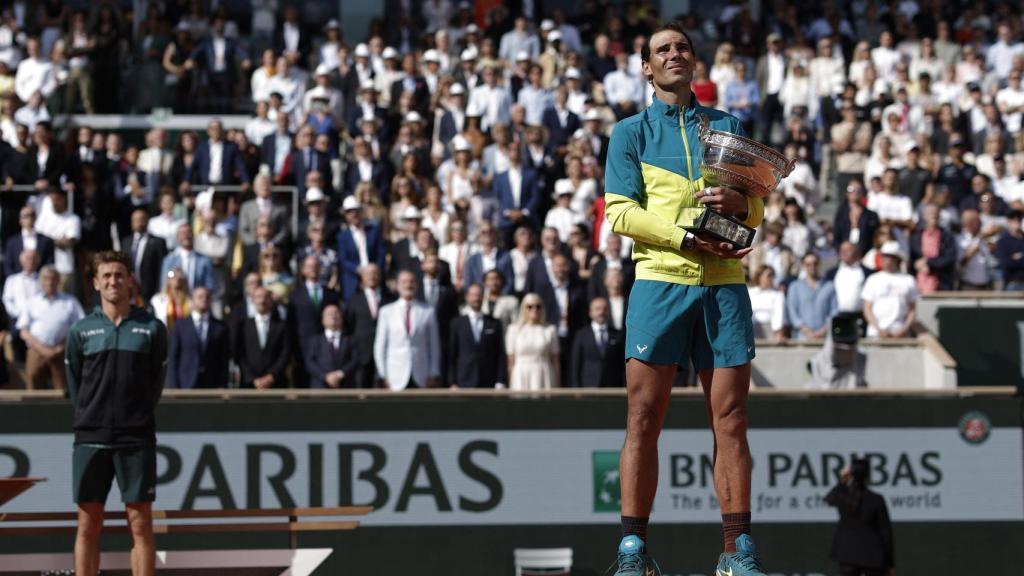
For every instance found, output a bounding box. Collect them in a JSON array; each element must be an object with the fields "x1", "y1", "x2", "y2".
[
  {"x1": 325, "y1": 372, "x2": 342, "y2": 388},
  {"x1": 698, "y1": 187, "x2": 748, "y2": 218},
  {"x1": 914, "y1": 257, "x2": 929, "y2": 273},
  {"x1": 506, "y1": 209, "x2": 523, "y2": 222},
  {"x1": 254, "y1": 375, "x2": 274, "y2": 389},
  {"x1": 691, "y1": 233, "x2": 752, "y2": 259}
]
